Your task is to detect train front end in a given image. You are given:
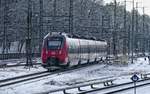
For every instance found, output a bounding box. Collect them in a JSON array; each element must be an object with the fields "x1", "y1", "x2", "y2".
[{"x1": 41, "y1": 33, "x2": 68, "y2": 69}]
